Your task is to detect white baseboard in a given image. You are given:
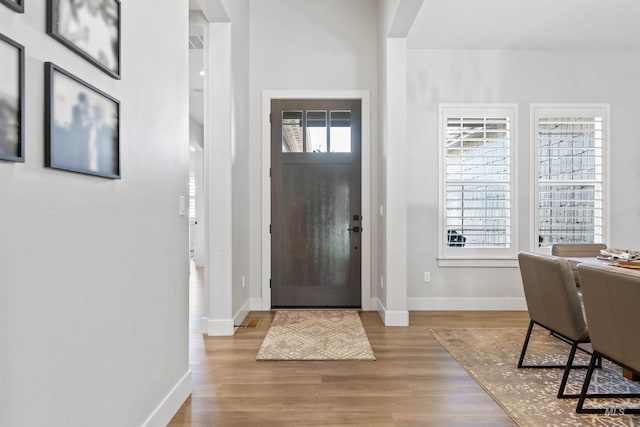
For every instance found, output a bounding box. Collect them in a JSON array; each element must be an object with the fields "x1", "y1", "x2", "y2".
[
  {"x1": 141, "y1": 370, "x2": 191, "y2": 427},
  {"x1": 233, "y1": 299, "x2": 251, "y2": 328},
  {"x1": 374, "y1": 298, "x2": 410, "y2": 326},
  {"x1": 408, "y1": 297, "x2": 527, "y2": 311},
  {"x1": 203, "y1": 317, "x2": 235, "y2": 336},
  {"x1": 245, "y1": 297, "x2": 525, "y2": 314}
]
